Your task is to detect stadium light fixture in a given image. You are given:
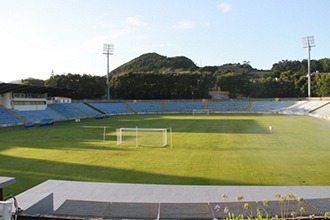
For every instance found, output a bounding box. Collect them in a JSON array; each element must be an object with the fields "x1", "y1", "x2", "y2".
[
  {"x1": 302, "y1": 36, "x2": 315, "y2": 98},
  {"x1": 103, "y1": 43, "x2": 114, "y2": 100}
]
